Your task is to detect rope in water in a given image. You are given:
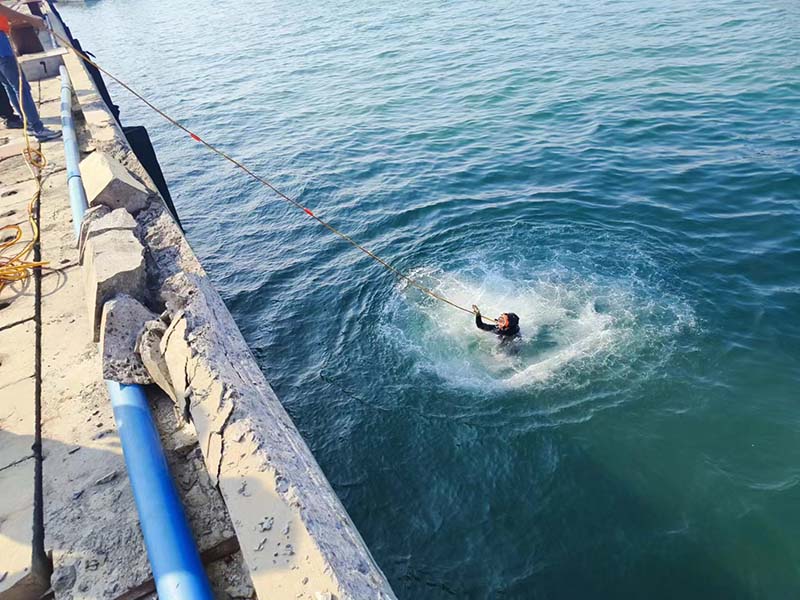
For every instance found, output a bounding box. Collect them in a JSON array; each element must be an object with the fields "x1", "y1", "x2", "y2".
[
  {"x1": 49, "y1": 30, "x2": 496, "y2": 323},
  {"x1": 0, "y1": 53, "x2": 48, "y2": 296}
]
